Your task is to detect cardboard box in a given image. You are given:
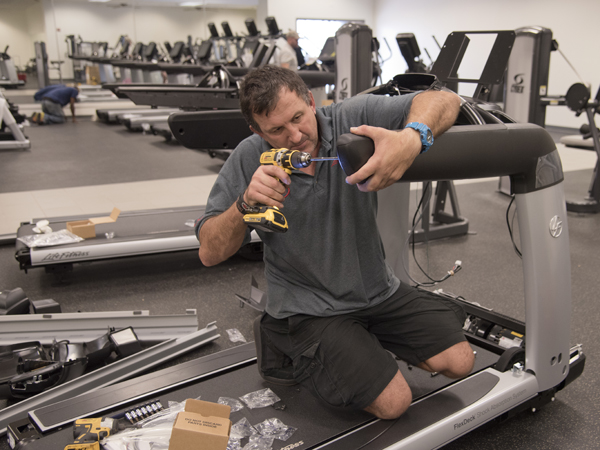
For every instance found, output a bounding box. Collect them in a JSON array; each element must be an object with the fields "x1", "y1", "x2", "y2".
[
  {"x1": 169, "y1": 399, "x2": 231, "y2": 450},
  {"x1": 85, "y1": 65, "x2": 101, "y2": 85},
  {"x1": 66, "y1": 208, "x2": 121, "y2": 239}
]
